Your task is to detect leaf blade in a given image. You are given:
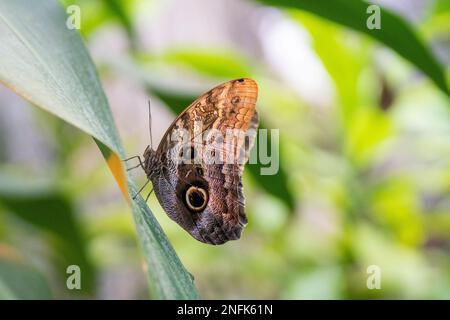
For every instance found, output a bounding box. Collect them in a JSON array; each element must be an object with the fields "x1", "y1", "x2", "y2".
[{"x1": 0, "y1": 0, "x2": 199, "y2": 299}]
